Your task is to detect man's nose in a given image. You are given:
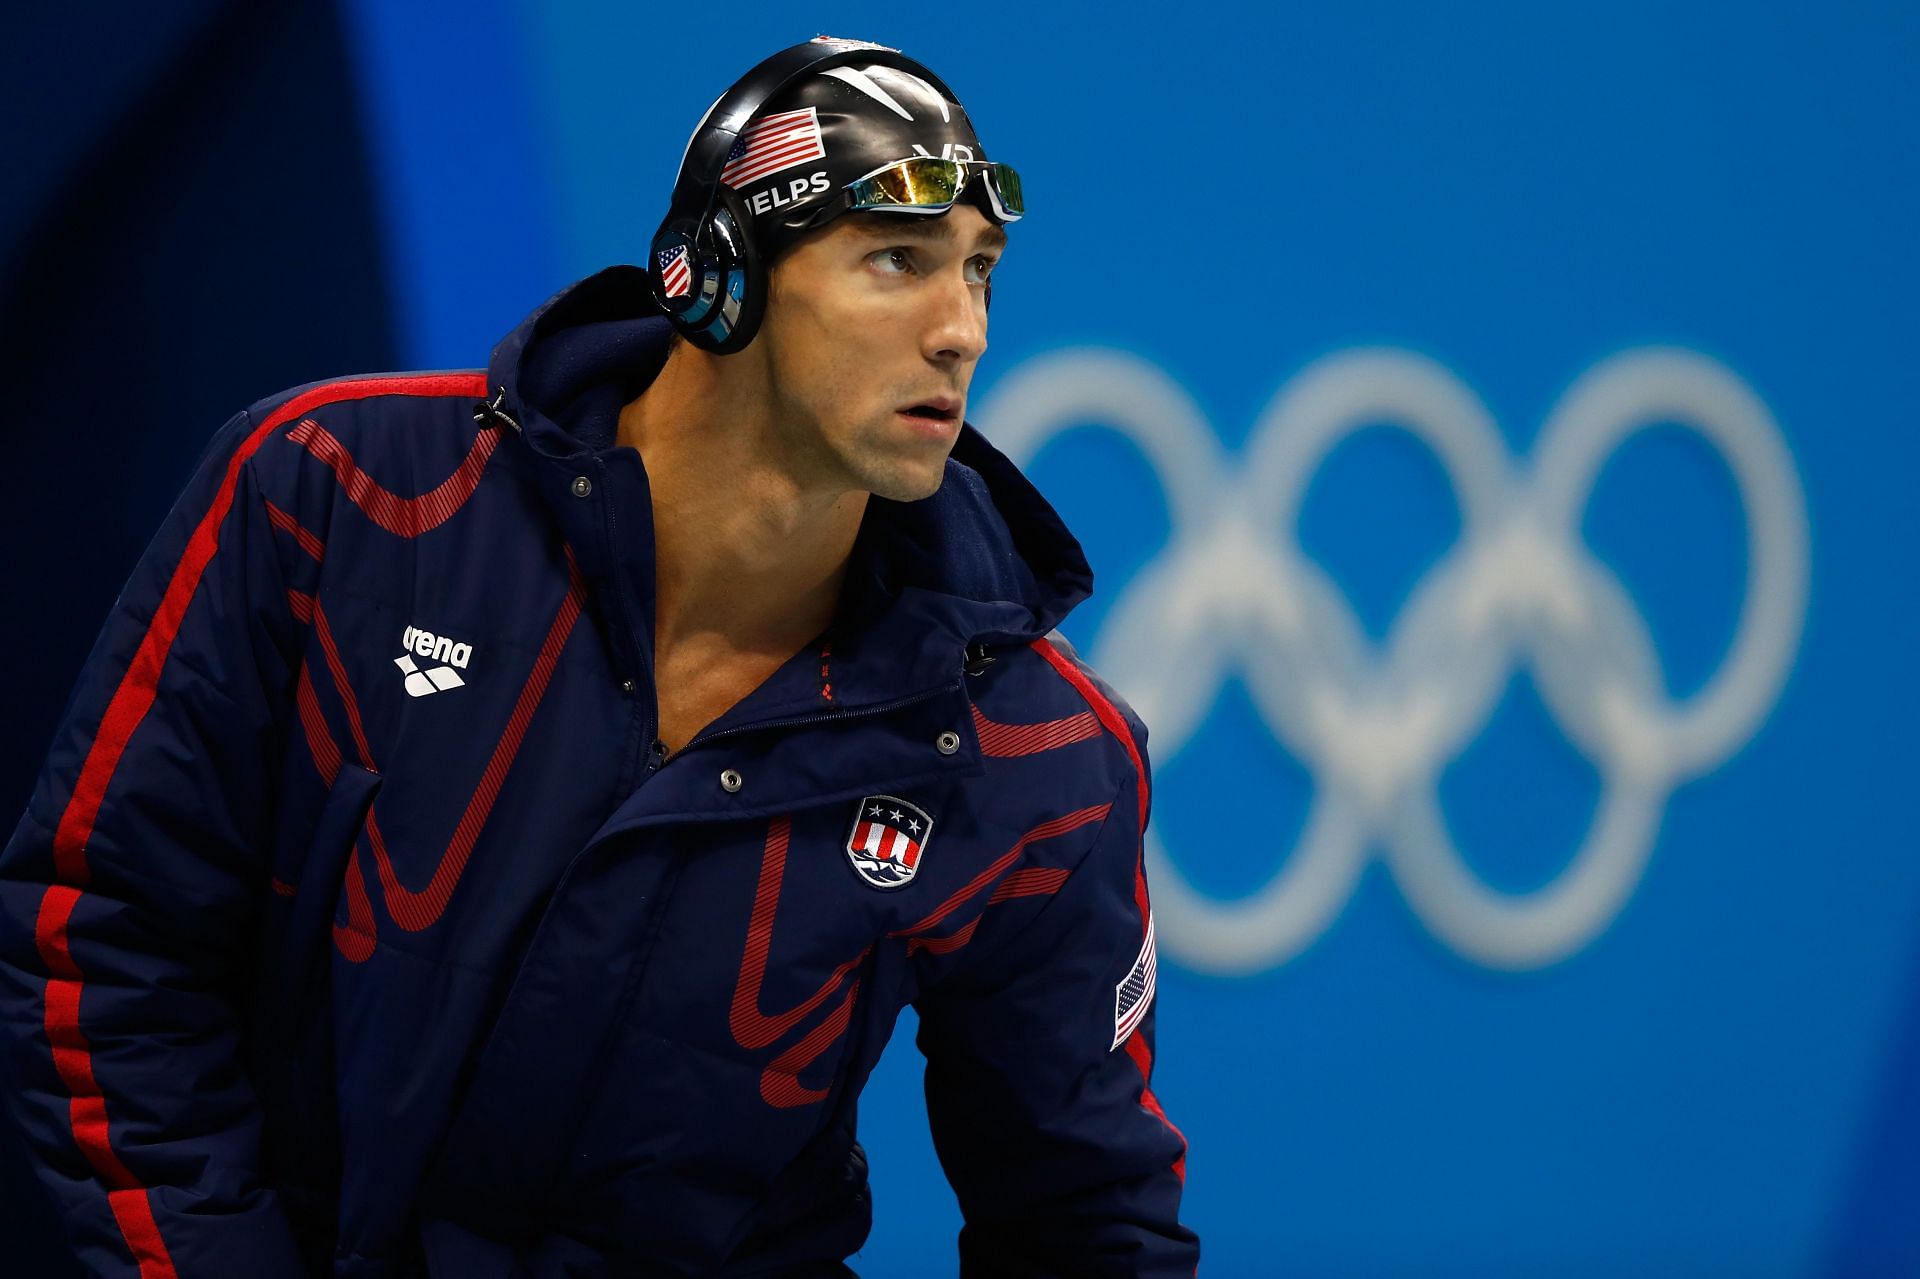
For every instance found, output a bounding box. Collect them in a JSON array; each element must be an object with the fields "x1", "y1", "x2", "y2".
[{"x1": 923, "y1": 270, "x2": 988, "y2": 365}]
